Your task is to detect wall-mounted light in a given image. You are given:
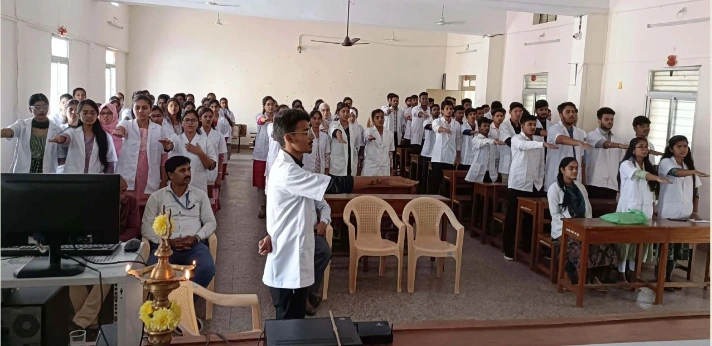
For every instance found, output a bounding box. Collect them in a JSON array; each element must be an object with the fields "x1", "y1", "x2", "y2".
[
  {"x1": 647, "y1": 17, "x2": 709, "y2": 28},
  {"x1": 525, "y1": 39, "x2": 560, "y2": 46},
  {"x1": 456, "y1": 44, "x2": 477, "y2": 54}
]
